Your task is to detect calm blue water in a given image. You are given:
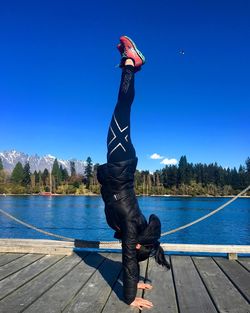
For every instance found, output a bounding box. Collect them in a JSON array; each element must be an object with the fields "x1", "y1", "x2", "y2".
[{"x1": 0, "y1": 196, "x2": 249, "y2": 245}]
